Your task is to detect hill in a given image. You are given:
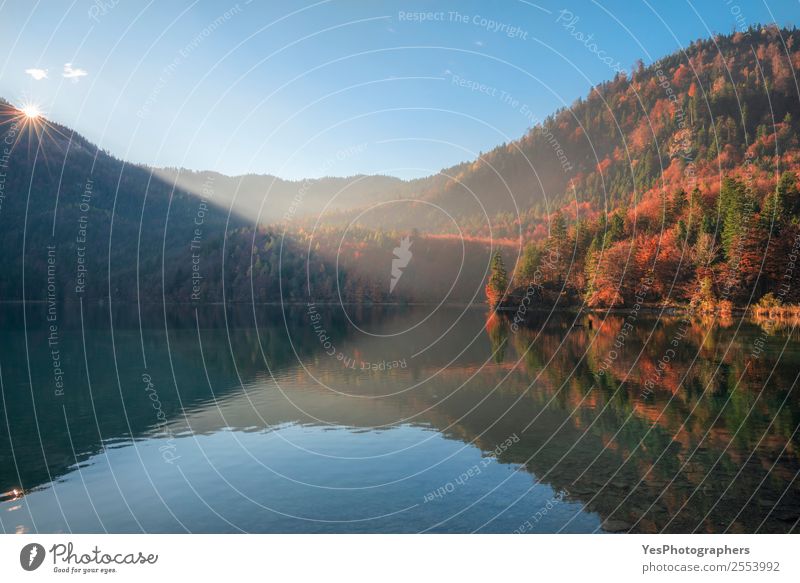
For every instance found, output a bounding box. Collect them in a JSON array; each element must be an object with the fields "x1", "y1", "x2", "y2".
[
  {"x1": 483, "y1": 26, "x2": 800, "y2": 312},
  {"x1": 2, "y1": 25, "x2": 800, "y2": 310}
]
